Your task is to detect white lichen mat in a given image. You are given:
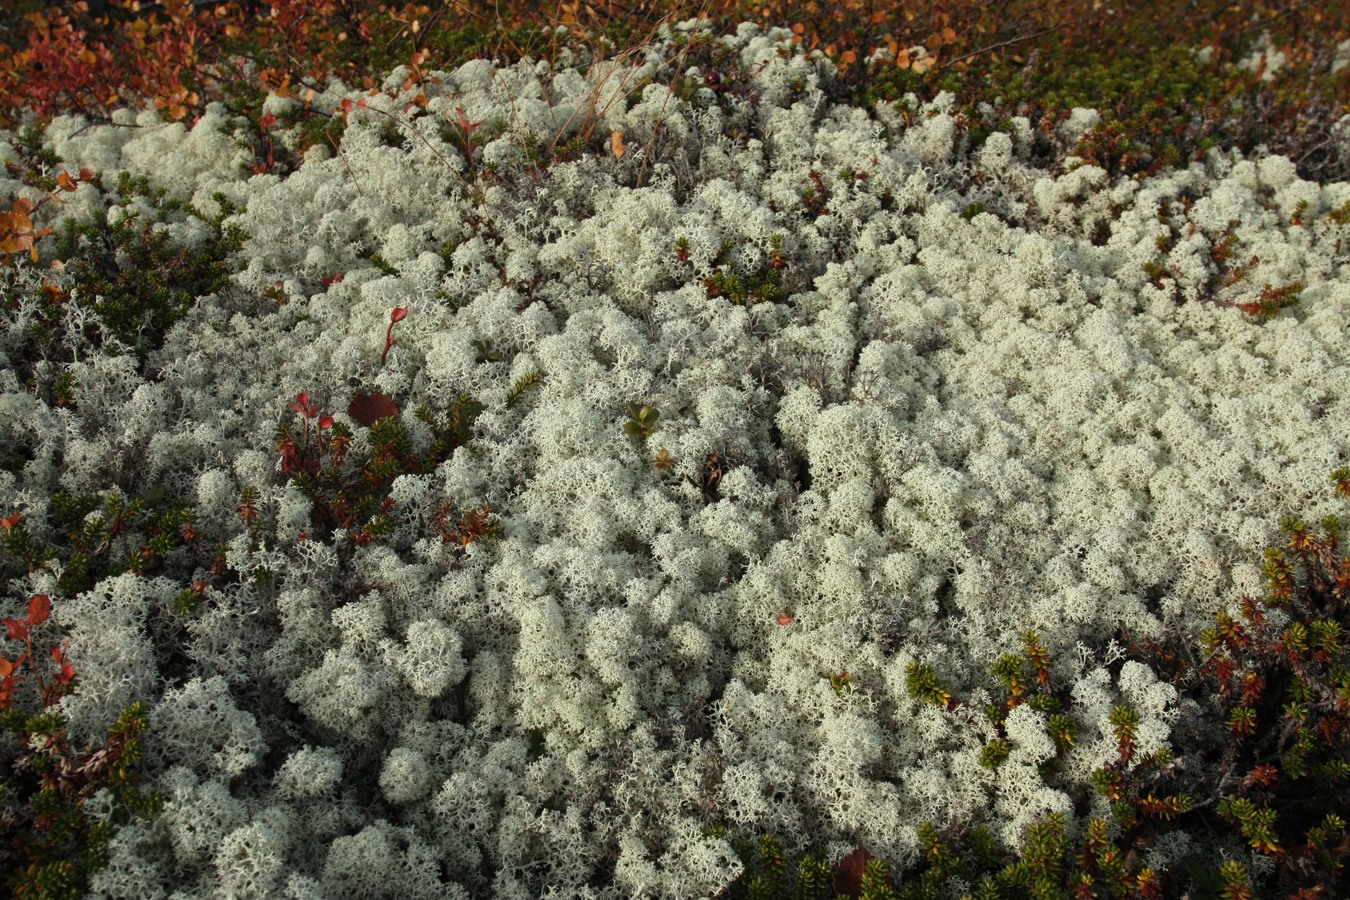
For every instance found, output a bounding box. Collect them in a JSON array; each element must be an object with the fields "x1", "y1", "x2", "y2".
[{"x1": 2, "y1": 19, "x2": 1348, "y2": 898}]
